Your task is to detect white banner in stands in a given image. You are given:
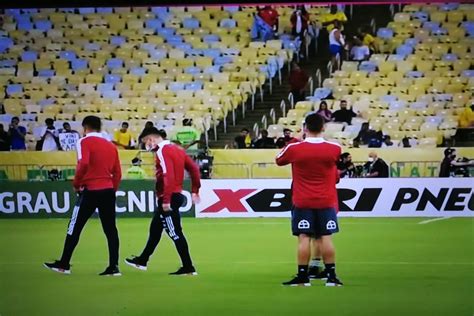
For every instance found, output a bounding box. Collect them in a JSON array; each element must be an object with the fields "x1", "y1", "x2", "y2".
[
  {"x1": 59, "y1": 133, "x2": 80, "y2": 151},
  {"x1": 195, "y1": 178, "x2": 474, "y2": 218}
]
